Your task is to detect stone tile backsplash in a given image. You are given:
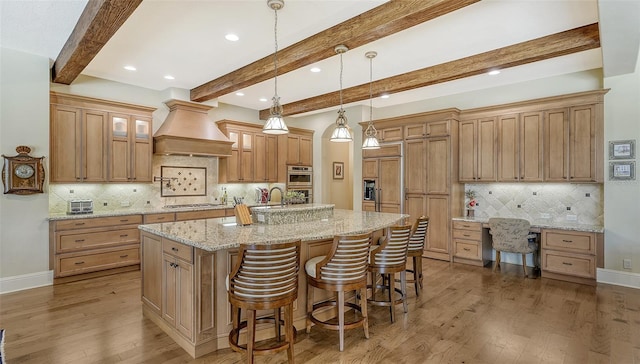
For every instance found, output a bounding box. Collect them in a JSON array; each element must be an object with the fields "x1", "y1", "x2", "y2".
[
  {"x1": 49, "y1": 155, "x2": 283, "y2": 213},
  {"x1": 464, "y1": 183, "x2": 603, "y2": 225}
]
